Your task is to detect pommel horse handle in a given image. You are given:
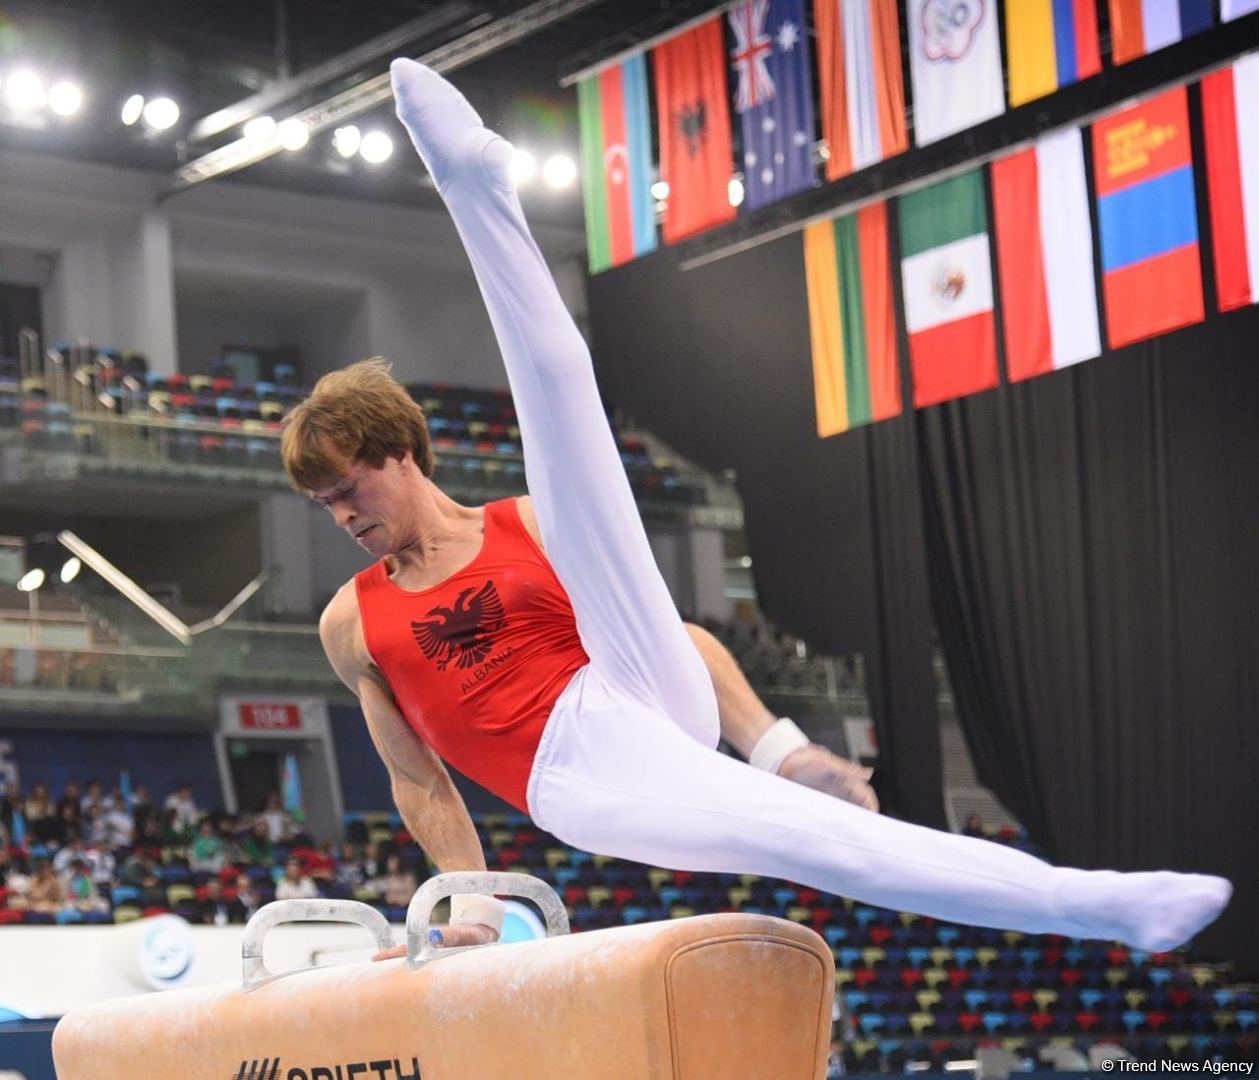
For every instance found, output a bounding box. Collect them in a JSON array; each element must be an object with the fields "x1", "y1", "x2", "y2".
[
  {"x1": 241, "y1": 899, "x2": 394, "y2": 990},
  {"x1": 406, "y1": 871, "x2": 571, "y2": 964}
]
